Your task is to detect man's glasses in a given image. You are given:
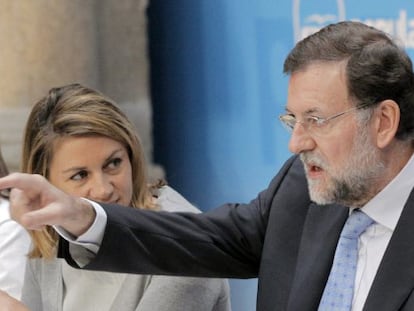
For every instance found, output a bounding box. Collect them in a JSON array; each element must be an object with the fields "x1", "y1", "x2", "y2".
[{"x1": 279, "y1": 103, "x2": 374, "y2": 136}]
